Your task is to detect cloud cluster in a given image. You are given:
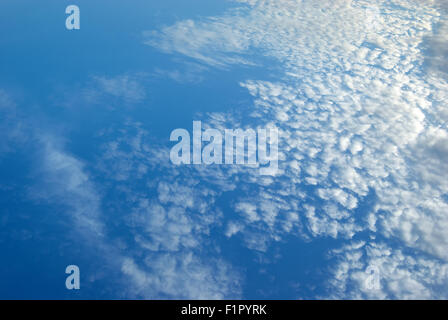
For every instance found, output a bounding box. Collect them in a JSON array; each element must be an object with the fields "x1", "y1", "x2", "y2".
[
  {"x1": 141, "y1": 0, "x2": 448, "y2": 298},
  {"x1": 97, "y1": 123, "x2": 242, "y2": 298},
  {"x1": 328, "y1": 241, "x2": 448, "y2": 299}
]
